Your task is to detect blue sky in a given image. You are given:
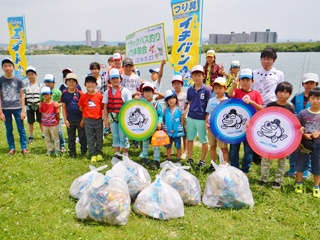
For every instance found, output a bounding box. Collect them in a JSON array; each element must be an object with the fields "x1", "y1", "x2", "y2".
[{"x1": 1, "y1": 0, "x2": 319, "y2": 43}]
